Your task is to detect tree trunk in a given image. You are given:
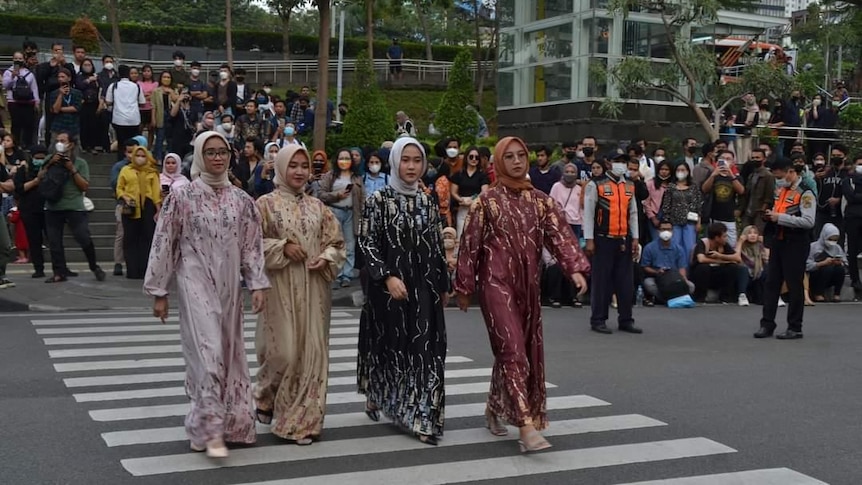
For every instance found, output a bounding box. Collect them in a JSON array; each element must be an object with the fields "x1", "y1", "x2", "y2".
[
  {"x1": 474, "y1": 0, "x2": 483, "y2": 106},
  {"x1": 366, "y1": 0, "x2": 374, "y2": 57},
  {"x1": 105, "y1": 0, "x2": 122, "y2": 56},
  {"x1": 314, "y1": 0, "x2": 332, "y2": 151},
  {"x1": 281, "y1": 12, "x2": 292, "y2": 60},
  {"x1": 413, "y1": 0, "x2": 433, "y2": 61},
  {"x1": 225, "y1": 0, "x2": 234, "y2": 67},
  {"x1": 695, "y1": 104, "x2": 719, "y2": 141}
]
